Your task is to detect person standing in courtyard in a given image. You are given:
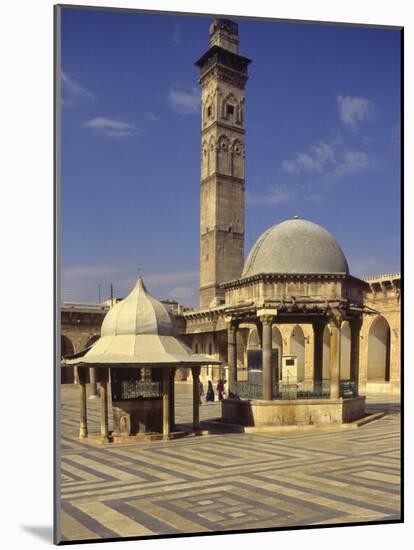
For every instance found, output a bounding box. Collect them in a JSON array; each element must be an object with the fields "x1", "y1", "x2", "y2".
[
  {"x1": 217, "y1": 378, "x2": 224, "y2": 401},
  {"x1": 199, "y1": 380, "x2": 204, "y2": 405},
  {"x1": 206, "y1": 380, "x2": 215, "y2": 402}
]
